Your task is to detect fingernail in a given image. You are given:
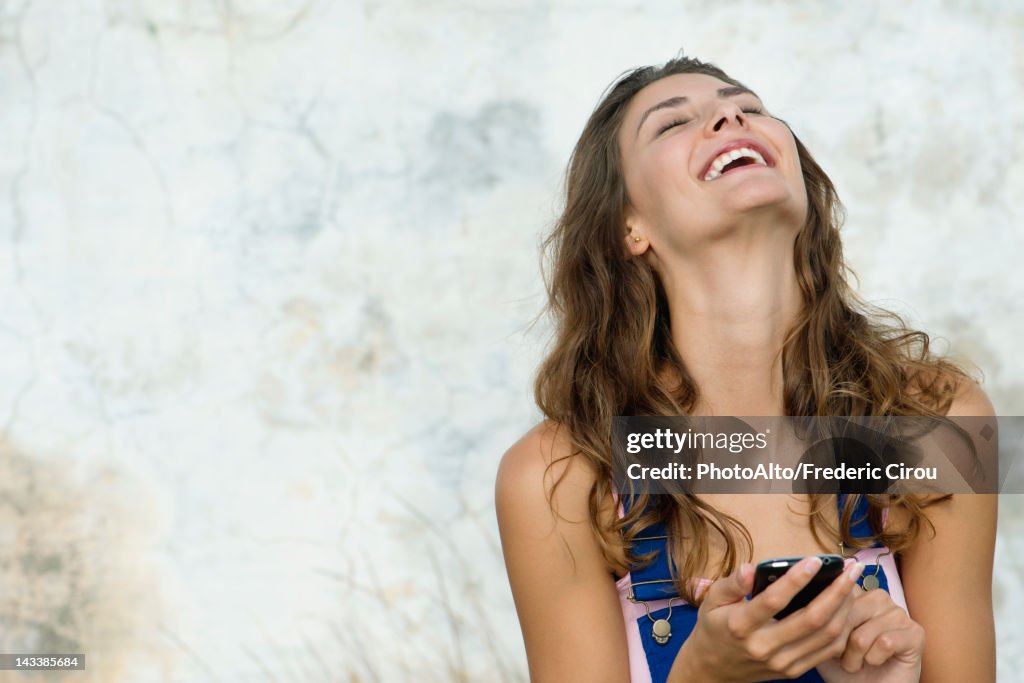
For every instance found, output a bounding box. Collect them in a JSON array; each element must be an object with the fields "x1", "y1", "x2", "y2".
[
  {"x1": 802, "y1": 556, "x2": 823, "y2": 575},
  {"x1": 847, "y1": 561, "x2": 865, "y2": 581}
]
